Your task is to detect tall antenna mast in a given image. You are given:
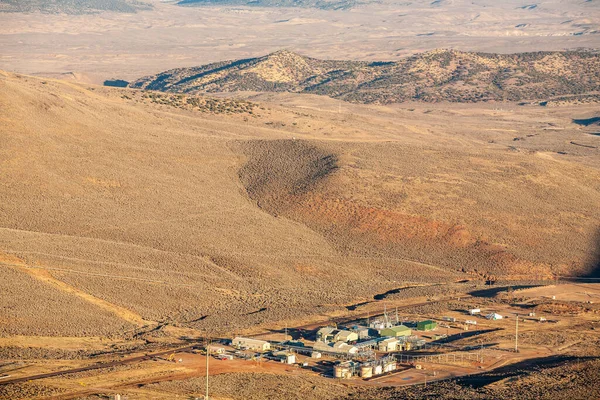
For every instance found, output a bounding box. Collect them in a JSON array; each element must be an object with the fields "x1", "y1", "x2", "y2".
[
  {"x1": 384, "y1": 304, "x2": 389, "y2": 327},
  {"x1": 395, "y1": 307, "x2": 399, "y2": 325}
]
